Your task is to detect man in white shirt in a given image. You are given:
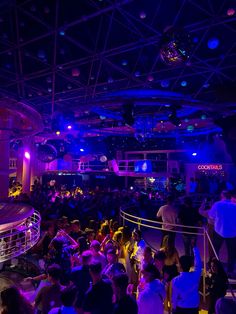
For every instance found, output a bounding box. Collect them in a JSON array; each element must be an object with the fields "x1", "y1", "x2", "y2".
[
  {"x1": 156, "y1": 195, "x2": 178, "y2": 246},
  {"x1": 137, "y1": 263, "x2": 166, "y2": 314},
  {"x1": 202, "y1": 190, "x2": 236, "y2": 275},
  {"x1": 171, "y1": 246, "x2": 201, "y2": 314}
]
